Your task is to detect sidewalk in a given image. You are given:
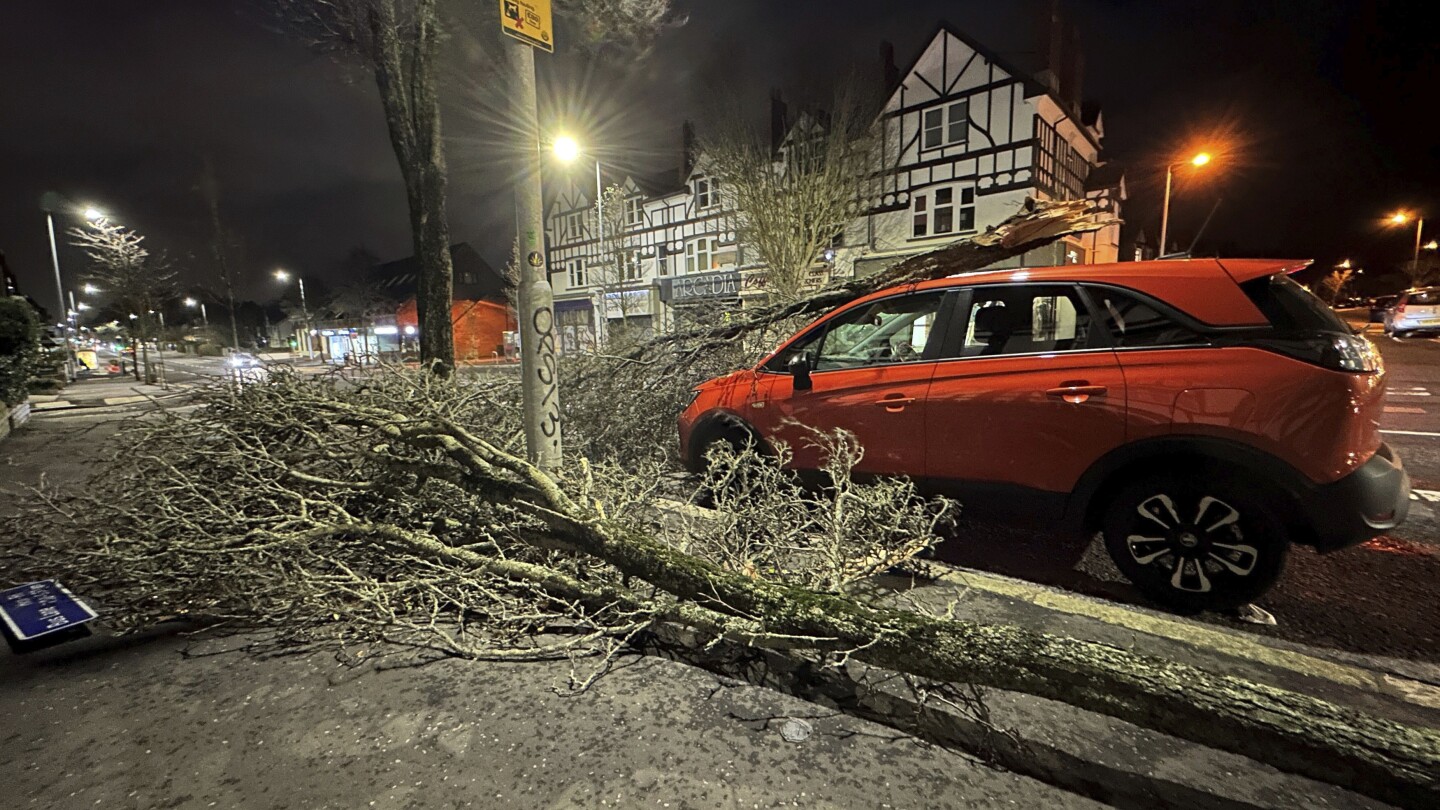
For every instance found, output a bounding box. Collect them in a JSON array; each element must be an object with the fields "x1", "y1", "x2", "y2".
[{"x1": 26, "y1": 373, "x2": 196, "y2": 410}]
